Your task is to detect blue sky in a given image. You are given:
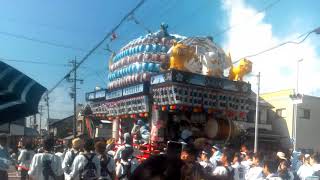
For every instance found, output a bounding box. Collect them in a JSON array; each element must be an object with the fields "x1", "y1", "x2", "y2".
[{"x1": 1, "y1": 0, "x2": 319, "y2": 119}]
